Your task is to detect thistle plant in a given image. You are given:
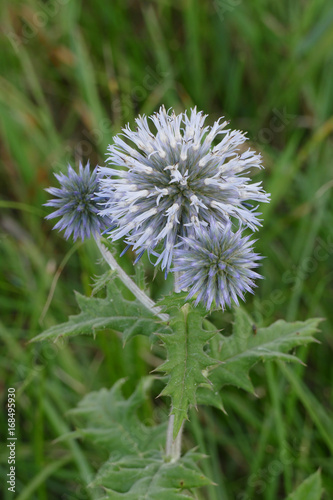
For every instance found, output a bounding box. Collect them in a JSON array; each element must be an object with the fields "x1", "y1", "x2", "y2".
[{"x1": 37, "y1": 107, "x2": 321, "y2": 499}]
